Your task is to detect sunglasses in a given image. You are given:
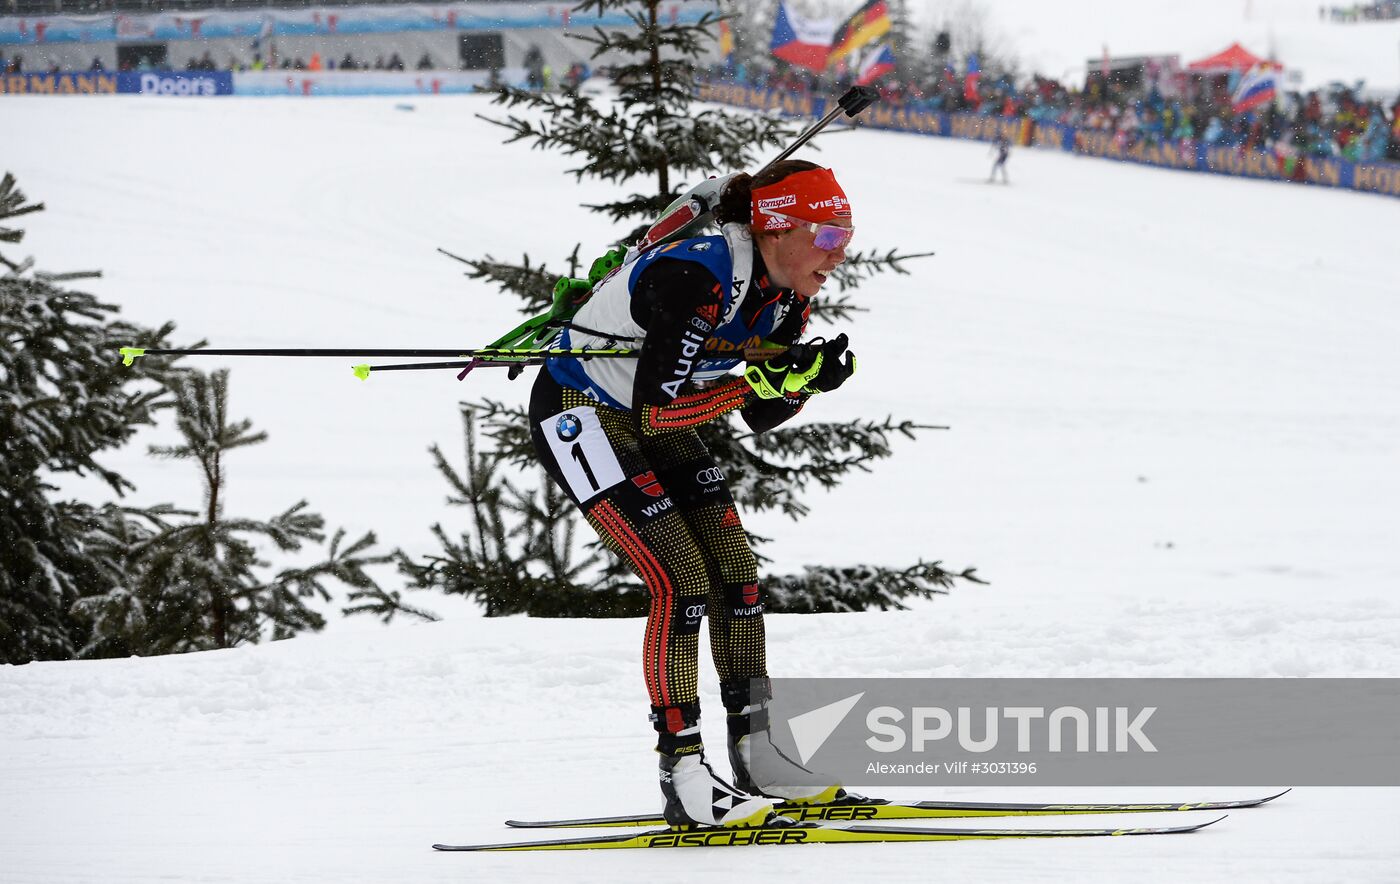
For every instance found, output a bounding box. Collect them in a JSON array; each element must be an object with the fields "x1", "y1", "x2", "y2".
[{"x1": 760, "y1": 210, "x2": 855, "y2": 252}]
